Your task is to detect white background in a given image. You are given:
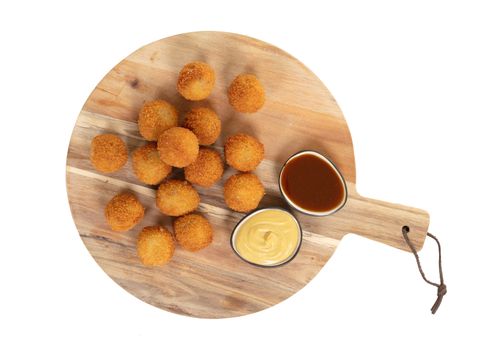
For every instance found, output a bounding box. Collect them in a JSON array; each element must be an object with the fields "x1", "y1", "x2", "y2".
[{"x1": 1, "y1": 1, "x2": 494, "y2": 349}]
